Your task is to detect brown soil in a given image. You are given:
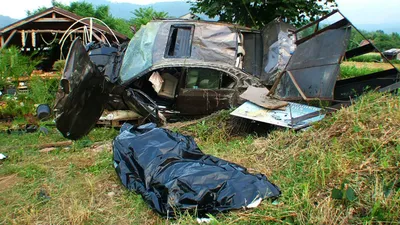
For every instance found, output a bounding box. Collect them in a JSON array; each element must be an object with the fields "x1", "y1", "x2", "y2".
[{"x1": 0, "y1": 174, "x2": 22, "y2": 192}]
